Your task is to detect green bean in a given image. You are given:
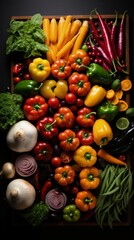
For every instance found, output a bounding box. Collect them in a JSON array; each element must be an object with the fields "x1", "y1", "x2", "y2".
[{"x1": 101, "y1": 186, "x2": 119, "y2": 196}]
